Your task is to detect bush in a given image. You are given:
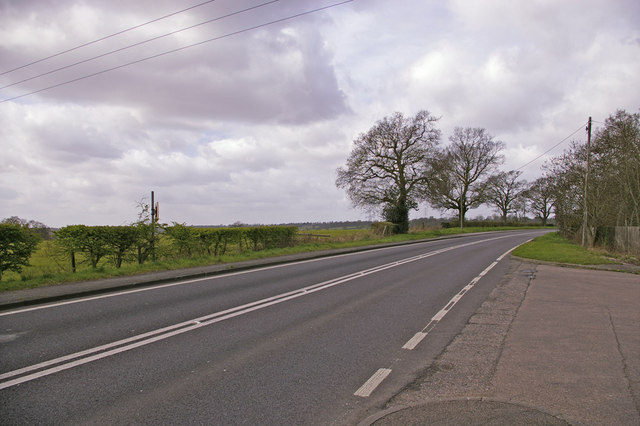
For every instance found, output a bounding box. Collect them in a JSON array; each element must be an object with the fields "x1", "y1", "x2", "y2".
[
  {"x1": 165, "y1": 225, "x2": 298, "y2": 257},
  {"x1": 246, "y1": 226, "x2": 297, "y2": 250},
  {"x1": 164, "y1": 223, "x2": 199, "y2": 257},
  {"x1": 0, "y1": 223, "x2": 41, "y2": 280},
  {"x1": 57, "y1": 225, "x2": 143, "y2": 270},
  {"x1": 371, "y1": 222, "x2": 396, "y2": 236}
]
